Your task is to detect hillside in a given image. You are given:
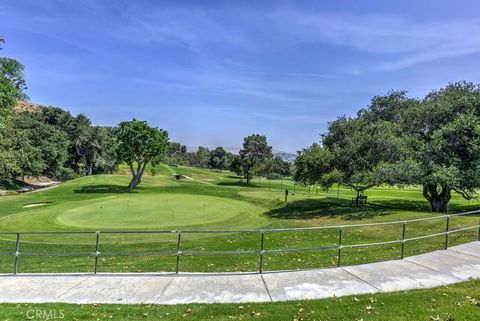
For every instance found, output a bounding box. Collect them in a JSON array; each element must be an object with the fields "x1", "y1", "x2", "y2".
[{"x1": 14, "y1": 100, "x2": 44, "y2": 113}]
